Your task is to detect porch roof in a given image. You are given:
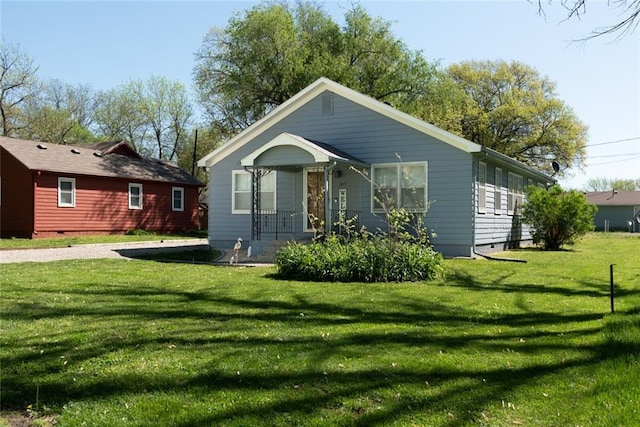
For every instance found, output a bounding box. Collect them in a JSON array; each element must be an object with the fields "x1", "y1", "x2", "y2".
[{"x1": 240, "y1": 133, "x2": 368, "y2": 168}]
